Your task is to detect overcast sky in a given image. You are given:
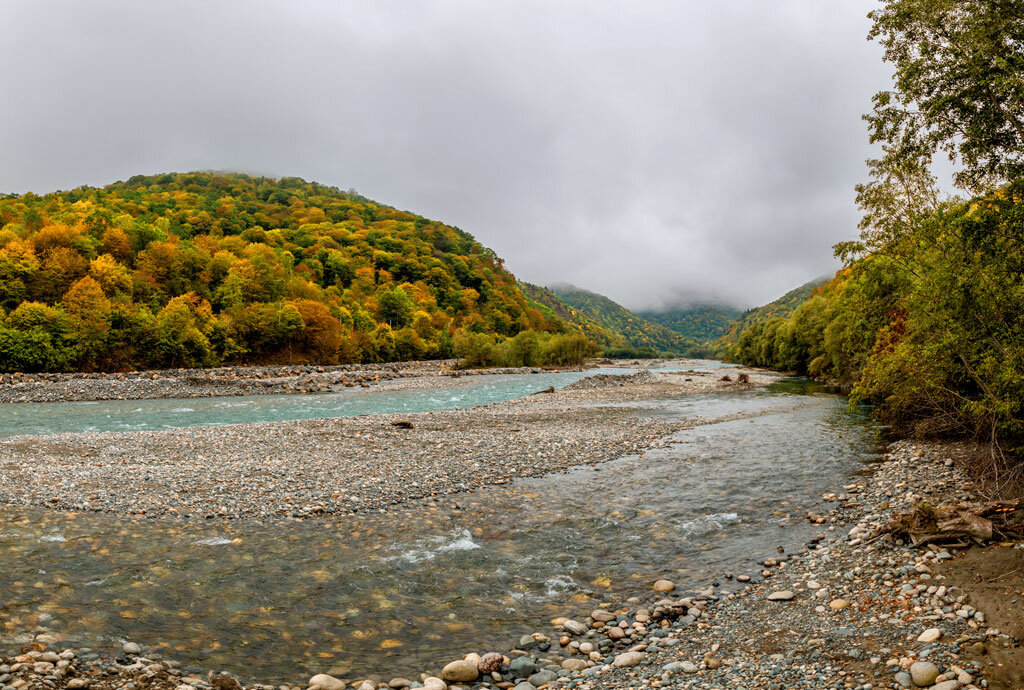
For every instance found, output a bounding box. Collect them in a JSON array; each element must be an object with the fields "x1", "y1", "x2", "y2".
[{"x1": 0, "y1": 0, "x2": 891, "y2": 310}]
